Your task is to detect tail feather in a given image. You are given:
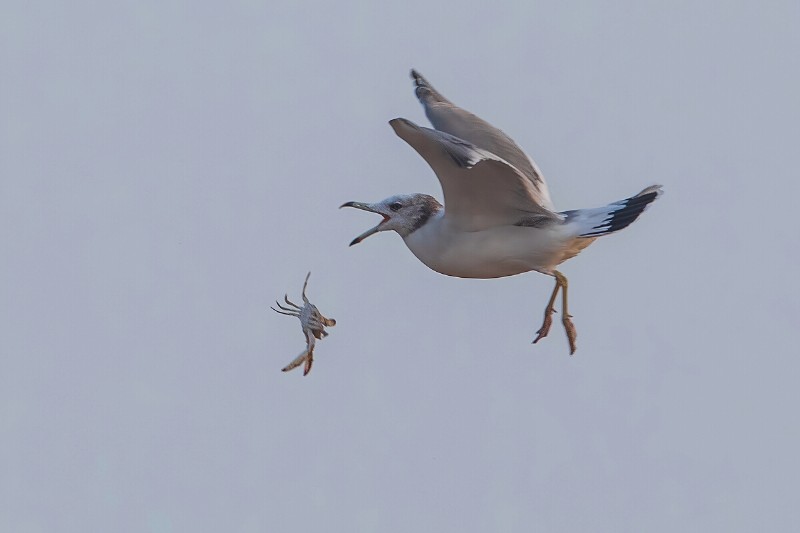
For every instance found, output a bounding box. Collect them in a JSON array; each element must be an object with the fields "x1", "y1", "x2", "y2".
[{"x1": 563, "y1": 185, "x2": 663, "y2": 238}]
